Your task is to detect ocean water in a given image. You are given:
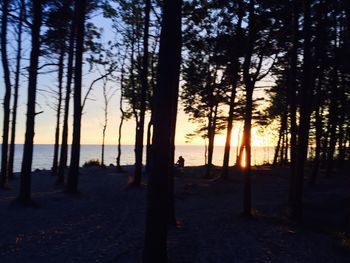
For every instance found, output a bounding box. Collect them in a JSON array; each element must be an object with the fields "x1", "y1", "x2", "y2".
[{"x1": 1, "y1": 144, "x2": 275, "y2": 173}]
